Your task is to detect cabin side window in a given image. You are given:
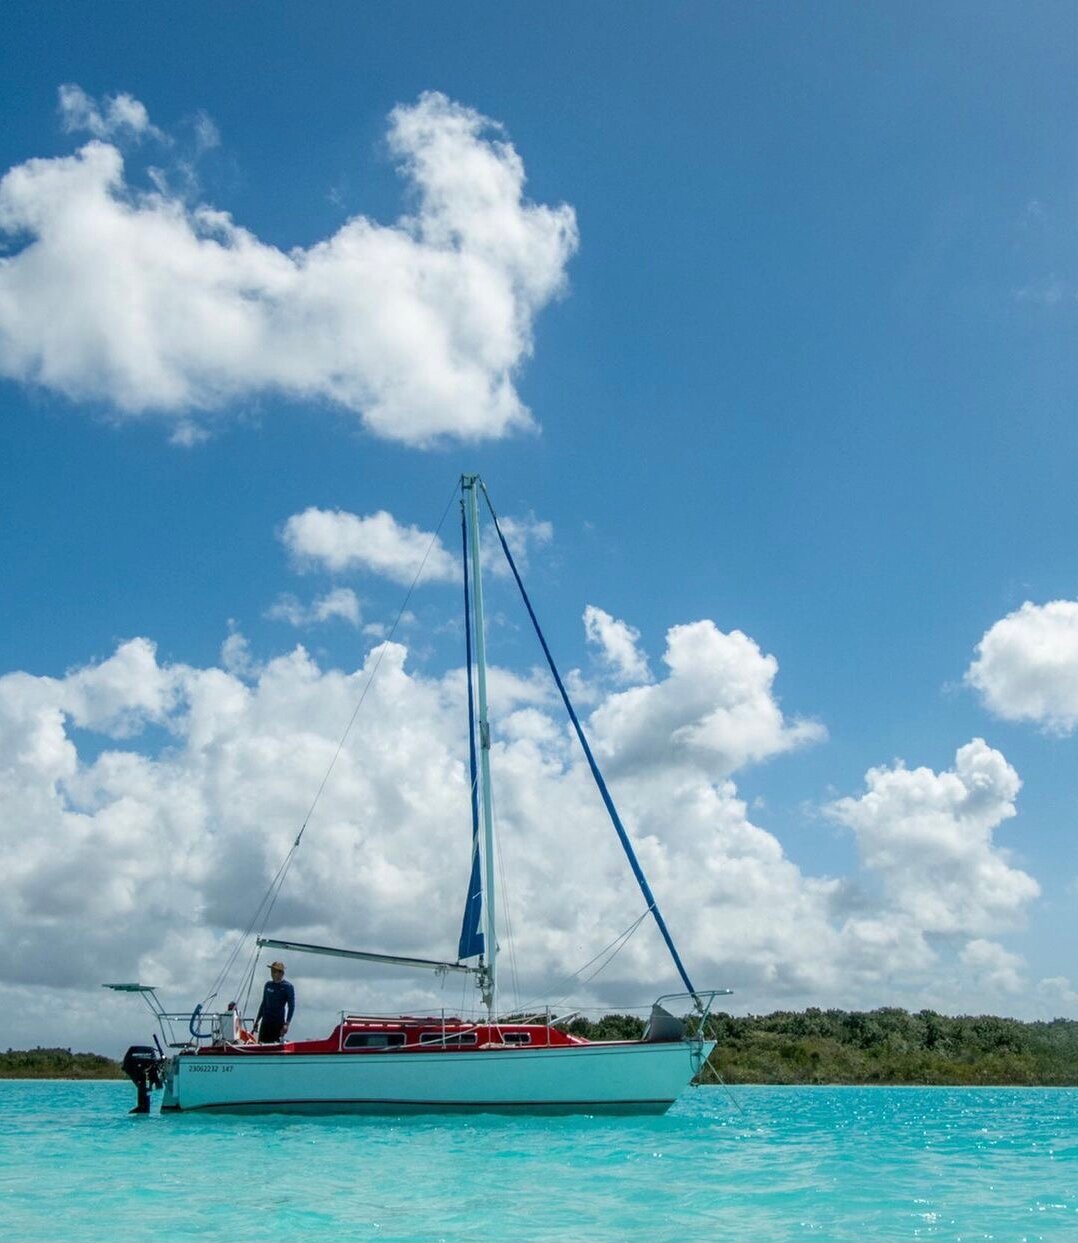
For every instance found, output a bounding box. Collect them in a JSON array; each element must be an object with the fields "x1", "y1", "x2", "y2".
[
  {"x1": 344, "y1": 1032, "x2": 406, "y2": 1049},
  {"x1": 419, "y1": 1031, "x2": 478, "y2": 1046},
  {"x1": 501, "y1": 1031, "x2": 531, "y2": 1045}
]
